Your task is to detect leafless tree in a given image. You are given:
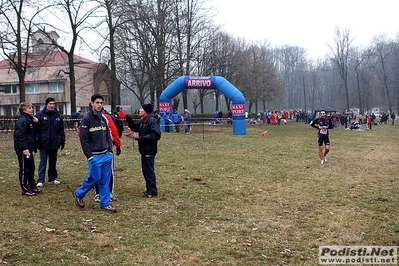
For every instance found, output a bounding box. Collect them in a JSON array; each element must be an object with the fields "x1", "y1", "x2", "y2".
[
  {"x1": 372, "y1": 35, "x2": 395, "y2": 113},
  {"x1": 38, "y1": 0, "x2": 101, "y2": 113},
  {"x1": 328, "y1": 27, "x2": 353, "y2": 111},
  {"x1": 0, "y1": 0, "x2": 47, "y2": 102}
]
